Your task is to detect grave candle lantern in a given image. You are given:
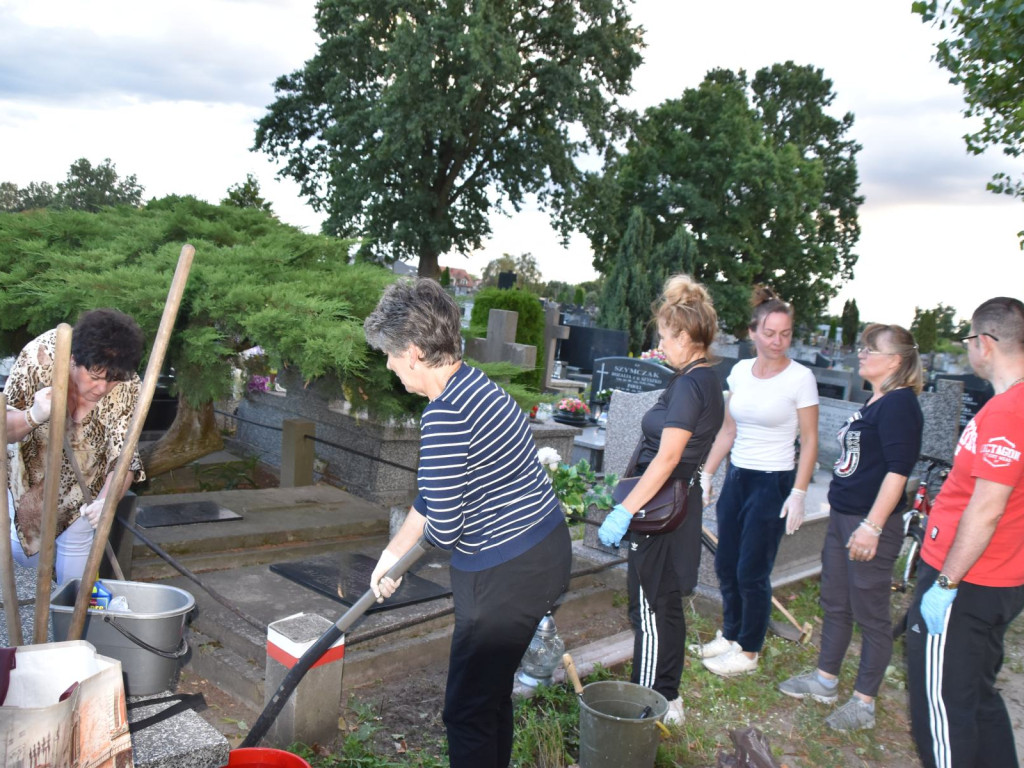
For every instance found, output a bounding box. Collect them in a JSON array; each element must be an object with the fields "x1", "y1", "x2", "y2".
[{"x1": 516, "y1": 612, "x2": 565, "y2": 688}]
